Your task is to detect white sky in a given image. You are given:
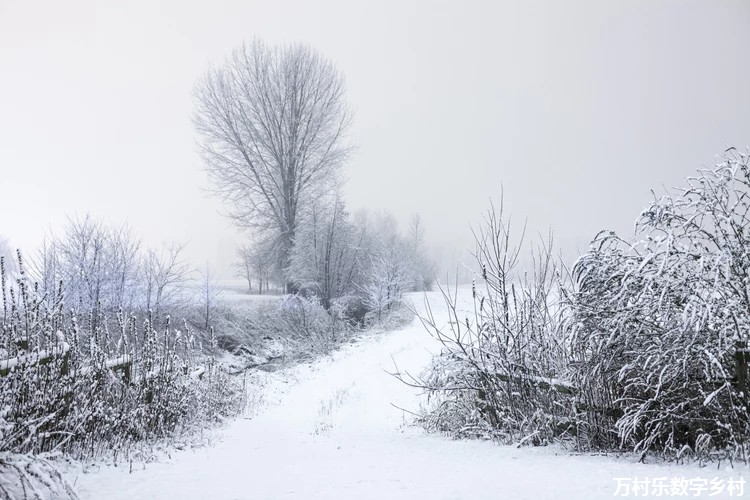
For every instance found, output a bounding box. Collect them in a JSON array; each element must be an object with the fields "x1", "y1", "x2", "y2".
[{"x1": 1, "y1": 0, "x2": 749, "y2": 277}]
